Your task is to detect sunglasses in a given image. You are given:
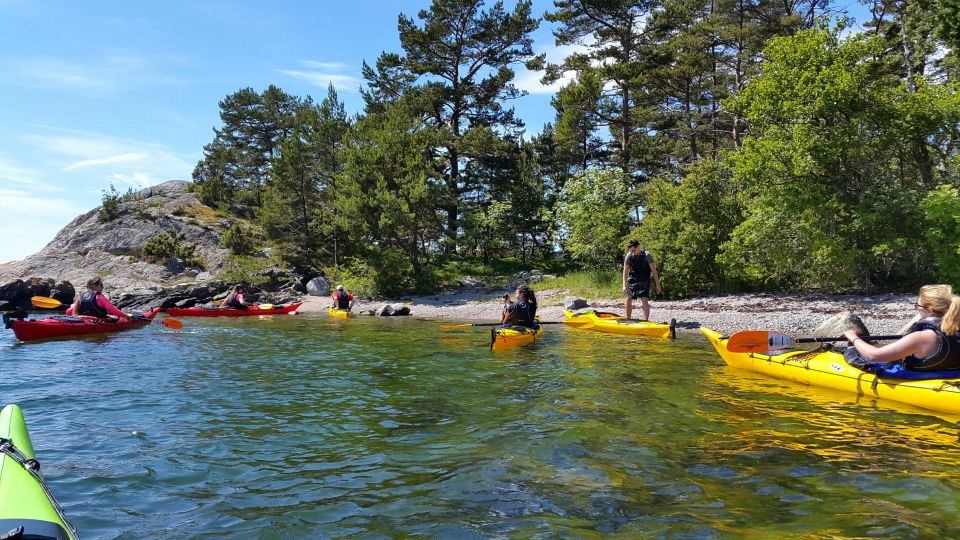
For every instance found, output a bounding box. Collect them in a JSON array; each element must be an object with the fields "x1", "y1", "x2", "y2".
[{"x1": 915, "y1": 303, "x2": 928, "y2": 311}]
